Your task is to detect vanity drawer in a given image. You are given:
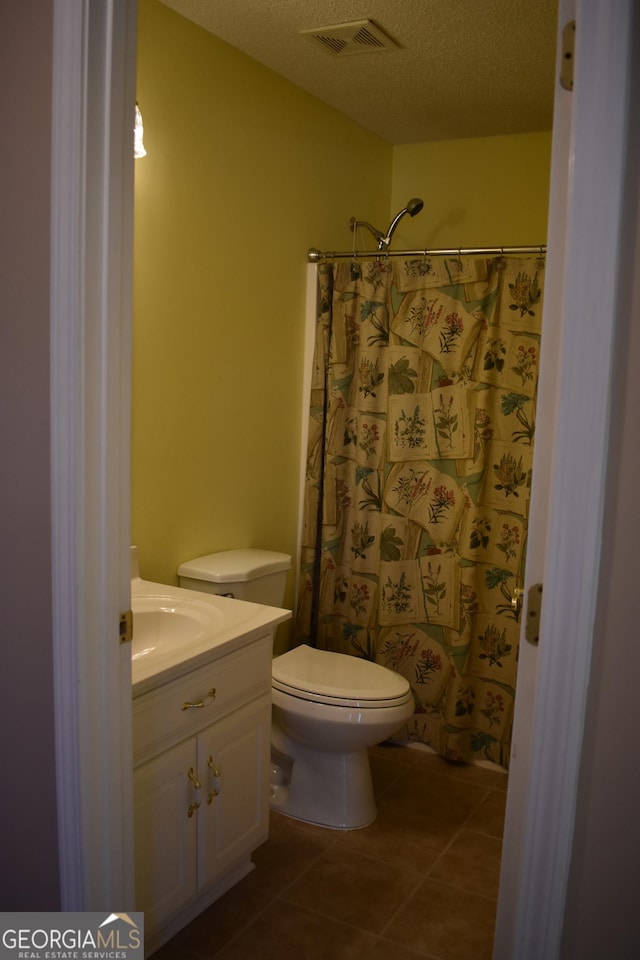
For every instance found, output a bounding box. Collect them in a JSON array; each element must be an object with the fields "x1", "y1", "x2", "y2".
[{"x1": 133, "y1": 634, "x2": 272, "y2": 764}]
